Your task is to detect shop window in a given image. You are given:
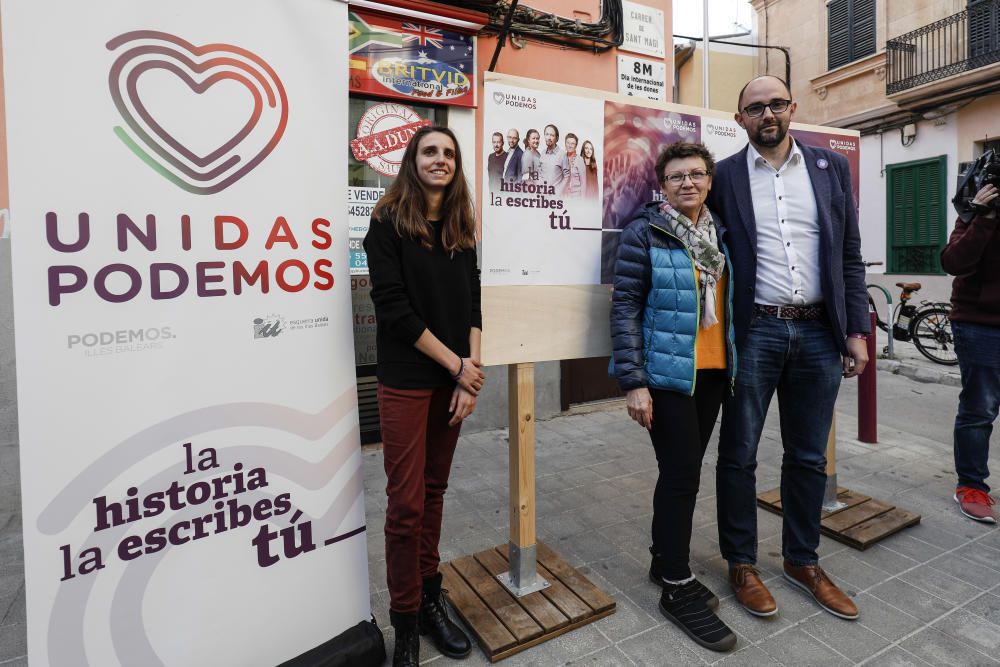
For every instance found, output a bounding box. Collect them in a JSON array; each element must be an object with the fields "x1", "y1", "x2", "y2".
[
  {"x1": 349, "y1": 97, "x2": 446, "y2": 443},
  {"x1": 828, "y1": 0, "x2": 876, "y2": 70},
  {"x1": 348, "y1": 98, "x2": 447, "y2": 190},
  {"x1": 886, "y1": 155, "x2": 947, "y2": 275}
]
